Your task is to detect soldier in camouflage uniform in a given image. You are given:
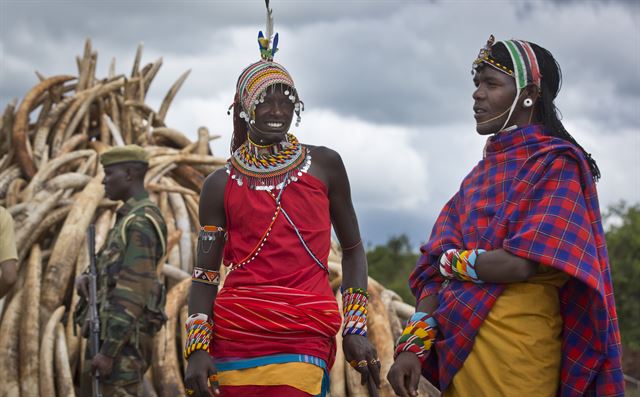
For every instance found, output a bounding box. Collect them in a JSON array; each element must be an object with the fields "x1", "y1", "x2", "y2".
[{"x1": 75, "y1": 145, "x2": 167, "y2": 396}]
